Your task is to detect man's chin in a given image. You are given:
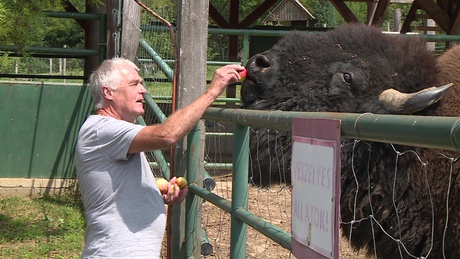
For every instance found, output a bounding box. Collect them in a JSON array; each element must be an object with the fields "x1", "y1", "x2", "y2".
[{"x1": 137, "y1": 108, "x2": 145, "y2": 117}]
